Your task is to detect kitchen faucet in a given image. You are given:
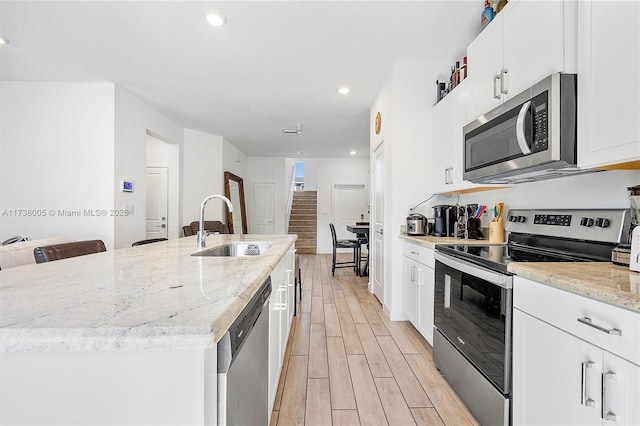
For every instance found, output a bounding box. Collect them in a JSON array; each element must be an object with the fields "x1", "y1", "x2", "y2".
[{"x1": 197, "y1": 195, "x2": 233, "y2": 249}]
